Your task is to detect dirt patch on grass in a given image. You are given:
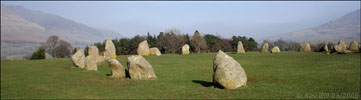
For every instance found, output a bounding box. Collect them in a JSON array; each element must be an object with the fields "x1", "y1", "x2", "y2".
[{"x1": 247, "y1": 77, "x2": 258, "y2": 83}]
